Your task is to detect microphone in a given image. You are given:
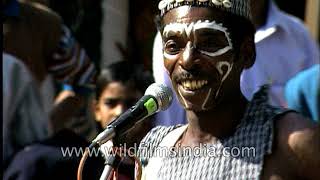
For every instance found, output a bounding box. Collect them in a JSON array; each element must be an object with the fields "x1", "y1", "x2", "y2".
[{"x1": 91, "y1": 83, "x2": 173, "y2": 146}]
